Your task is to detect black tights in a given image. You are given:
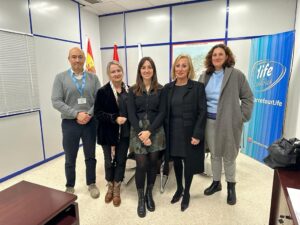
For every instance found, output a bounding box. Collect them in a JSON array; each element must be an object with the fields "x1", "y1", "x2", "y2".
[
  {"x1": 135, "y1": 151, "x2": 160, "y2": 189},
  {"x1": 173, "y1": 157, "x2": 193, "y2": 195}
]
